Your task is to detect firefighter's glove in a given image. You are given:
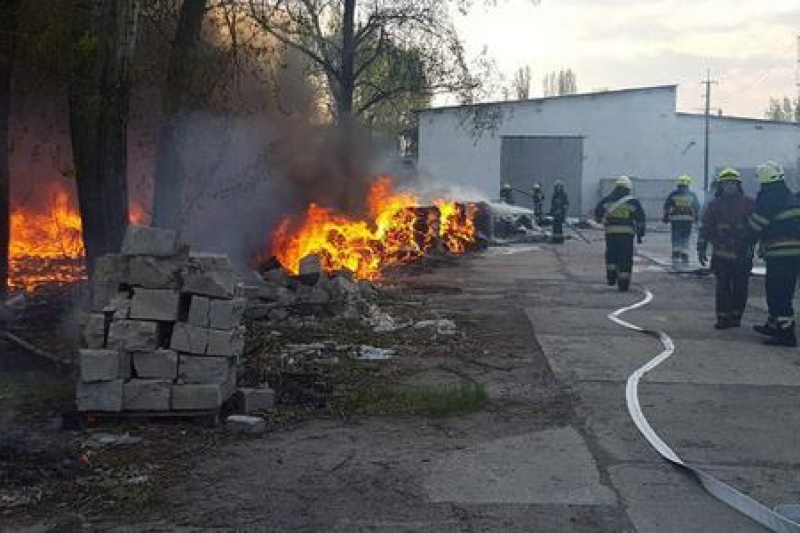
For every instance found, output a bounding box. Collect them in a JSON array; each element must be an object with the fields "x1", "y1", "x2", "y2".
[
  {"x1": 662, "y1": 216, "x2": 669, "y2": 224},
  {"x1": 636, "y1": 235, "x2": 643, "y2": 244}
]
